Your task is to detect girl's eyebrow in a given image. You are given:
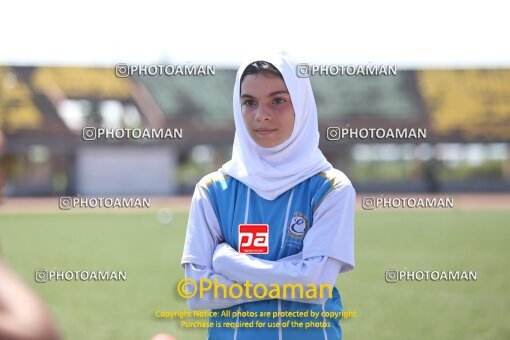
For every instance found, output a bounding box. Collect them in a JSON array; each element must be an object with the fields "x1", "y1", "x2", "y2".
[{"x1": 241, "y1": 90, "x2": 289, "y2": 99}]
